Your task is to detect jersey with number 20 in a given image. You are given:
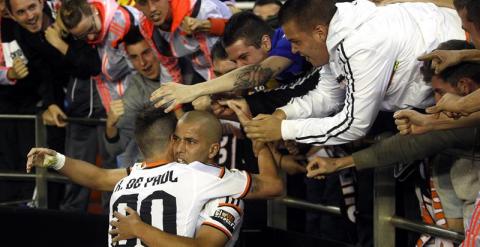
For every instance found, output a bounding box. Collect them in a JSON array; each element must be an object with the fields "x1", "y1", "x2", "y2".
[{"x1": 108, "y1": 161, "x2": 251, "y2": 246}]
